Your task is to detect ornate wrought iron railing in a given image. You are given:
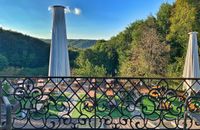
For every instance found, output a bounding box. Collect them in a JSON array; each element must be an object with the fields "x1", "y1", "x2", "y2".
[{"x1": 1, "y1": 77, "x2": 200, "y2": 129}]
